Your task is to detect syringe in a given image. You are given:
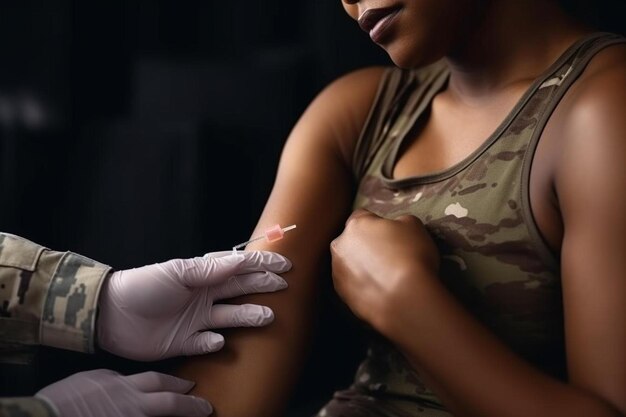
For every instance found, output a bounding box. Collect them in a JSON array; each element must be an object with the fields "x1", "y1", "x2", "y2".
[{"x1": 232, "y1": 224, "x2": 297, "y2": 252}]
